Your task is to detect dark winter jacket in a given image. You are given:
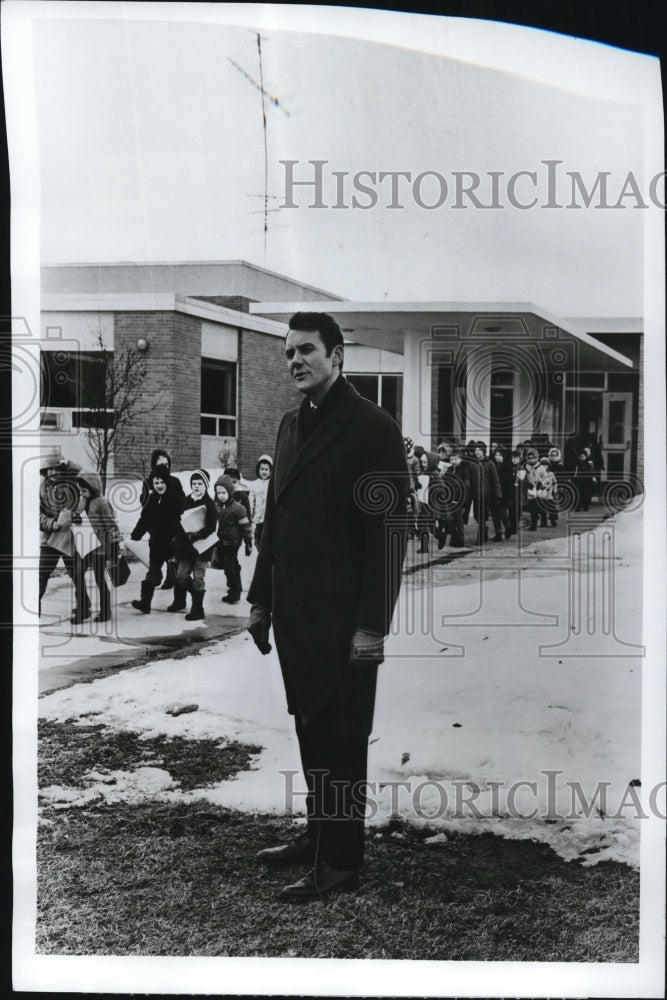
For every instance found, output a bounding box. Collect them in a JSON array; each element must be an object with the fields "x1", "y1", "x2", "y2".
[
  {"x1": 492, "y1": 458, "x2": 514, "y2": 502},
  {"x1": 131, "y1": 478, "x2": 184, "y2": 556},
  {"x1": 214, "y1": 475, "x2": 252, "y2": 547},
  {"x1": 441, "y1": 462, "x2": 469, "y2": 515},
  {"x1": 248, "y1": 375, "x2": 408, "y2": 724},
  {"x1": 76, "y1": 470, "x2": 121, "y2": 558},
  {"x1": 478, "y1": 456, "x2": 502, "y2": 500}
]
